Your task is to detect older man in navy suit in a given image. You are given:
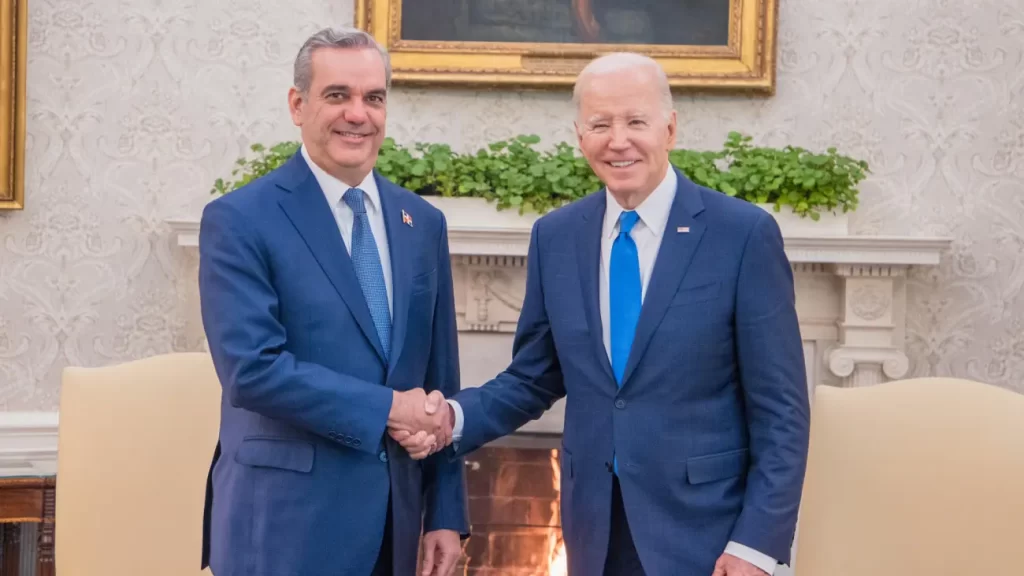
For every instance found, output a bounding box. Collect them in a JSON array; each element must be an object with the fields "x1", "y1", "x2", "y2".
[
  {"x1": 393, "y1": 53, "x2": 810, "y2": 576},
  {"x1": 198, "y1": 28, "x2": 467, "y2": 576}
]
